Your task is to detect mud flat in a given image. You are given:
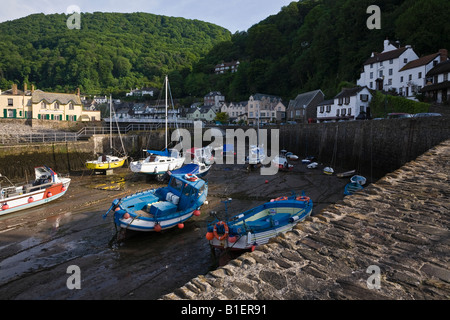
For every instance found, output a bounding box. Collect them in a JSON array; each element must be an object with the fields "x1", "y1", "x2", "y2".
[{"x1": 0, "y1": 160, "x2": 353, "y2": 300}]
